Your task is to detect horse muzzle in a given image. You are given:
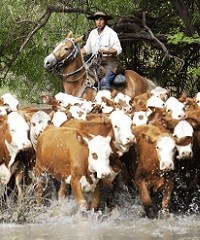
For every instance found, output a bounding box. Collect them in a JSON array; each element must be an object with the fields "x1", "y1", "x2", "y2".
[{"x1": 44, "y1": 53, "x2": 57, "y2": 70}]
